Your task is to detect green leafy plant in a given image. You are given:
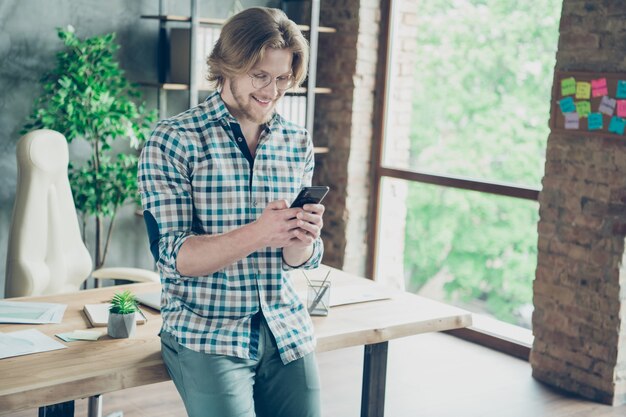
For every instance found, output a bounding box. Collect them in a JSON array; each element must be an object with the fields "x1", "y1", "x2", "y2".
[
  {"x1": 109, "y1": 290, "x2": 138, "y2": 315},
  {"x1": 22, "y1": 25, "x2": 156, "y2": 270}
]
